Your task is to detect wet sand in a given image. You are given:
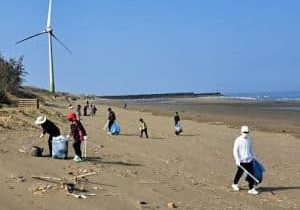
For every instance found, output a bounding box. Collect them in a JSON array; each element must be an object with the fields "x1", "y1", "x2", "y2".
[{"x1": 99, "y1": 97, "x2": 300, "y2": 139}]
